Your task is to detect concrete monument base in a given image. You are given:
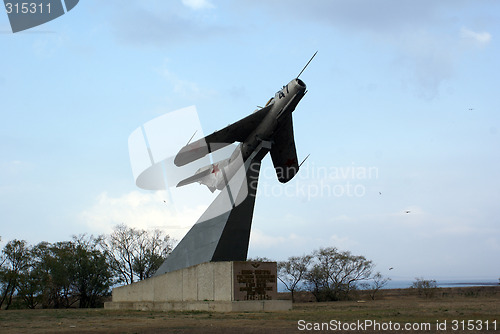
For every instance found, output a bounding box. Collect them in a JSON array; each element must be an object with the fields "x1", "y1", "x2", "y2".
[
  {"x1": 104, "y1": 261, "x2": 292, "y2": 312},
  {"x1": 104, "y1": 300, "x2": 291, "y2": 312}
]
